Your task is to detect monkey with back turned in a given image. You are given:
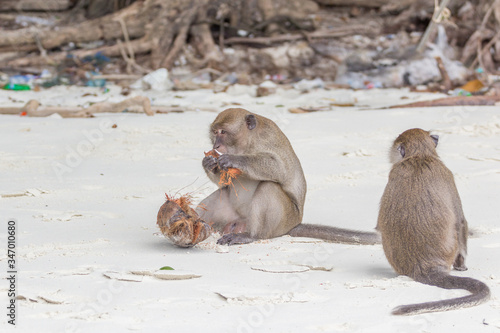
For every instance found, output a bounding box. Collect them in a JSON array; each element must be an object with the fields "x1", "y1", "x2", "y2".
[
  {"x1": 196, "y1": 108, "x2": 380, "y2": 246},
  {"x1": 377, "y1": 128, "x2": 490, "y2": 315}
]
